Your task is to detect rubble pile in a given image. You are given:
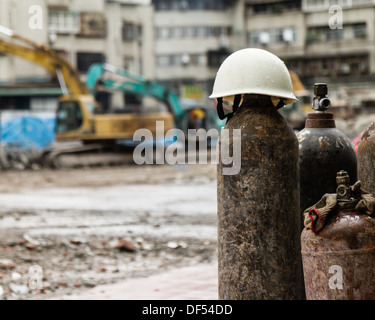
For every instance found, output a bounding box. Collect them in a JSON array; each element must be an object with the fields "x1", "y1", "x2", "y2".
[{"x1": 0, "y1": 146, "x2": 44, "y2": 170}]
